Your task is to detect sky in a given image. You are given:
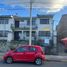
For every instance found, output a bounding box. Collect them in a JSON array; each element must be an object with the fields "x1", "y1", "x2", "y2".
[
  {"x1": 0, "y1": 0, "x2": 67, "y2": 12},
  {"x1": 0, "y1": 0, "x2": 67, "y2": 30}
]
